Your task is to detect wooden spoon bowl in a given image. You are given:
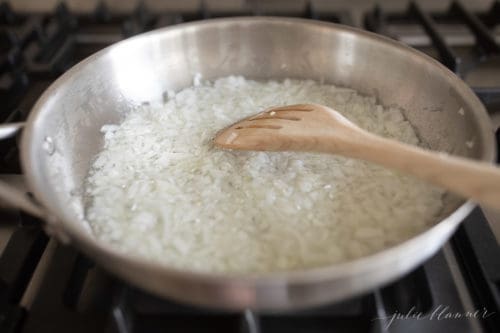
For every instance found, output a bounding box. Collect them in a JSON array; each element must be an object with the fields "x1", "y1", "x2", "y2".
[{"x1": 215, "y1": 103, "x2": 500, "y2": 209}]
